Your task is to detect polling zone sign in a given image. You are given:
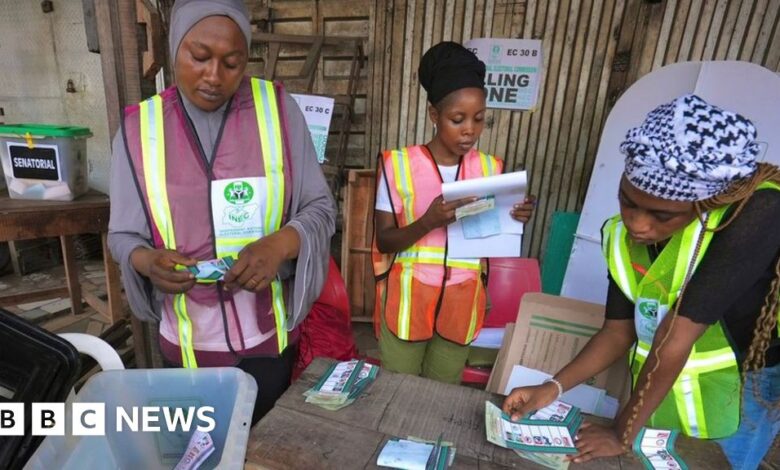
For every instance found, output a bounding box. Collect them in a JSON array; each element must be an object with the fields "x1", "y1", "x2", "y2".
[
  {"x1": 464, "y1": 38, "x2": 543, "y2": 111},
  {"x1": 291, "y1": 93, "x2": 335, "y2": 164}
]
